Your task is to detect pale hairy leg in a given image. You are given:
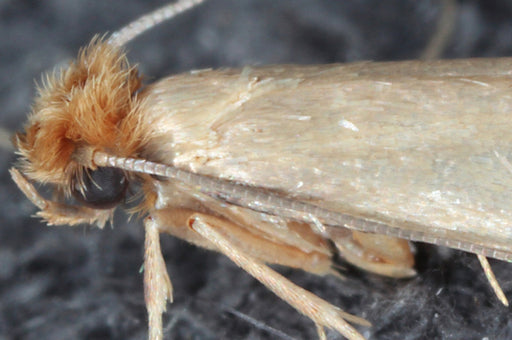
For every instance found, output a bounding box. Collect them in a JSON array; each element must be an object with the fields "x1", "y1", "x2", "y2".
[
  {"x1": 188, "y1": 214, "x2": 370, "y2": 340},
  {"x1": 477, "y1": 254, "x2": 509, "y2": 306},
  {"x1": 143, "y1": 216, "x2": 174, "y2": 340}
]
